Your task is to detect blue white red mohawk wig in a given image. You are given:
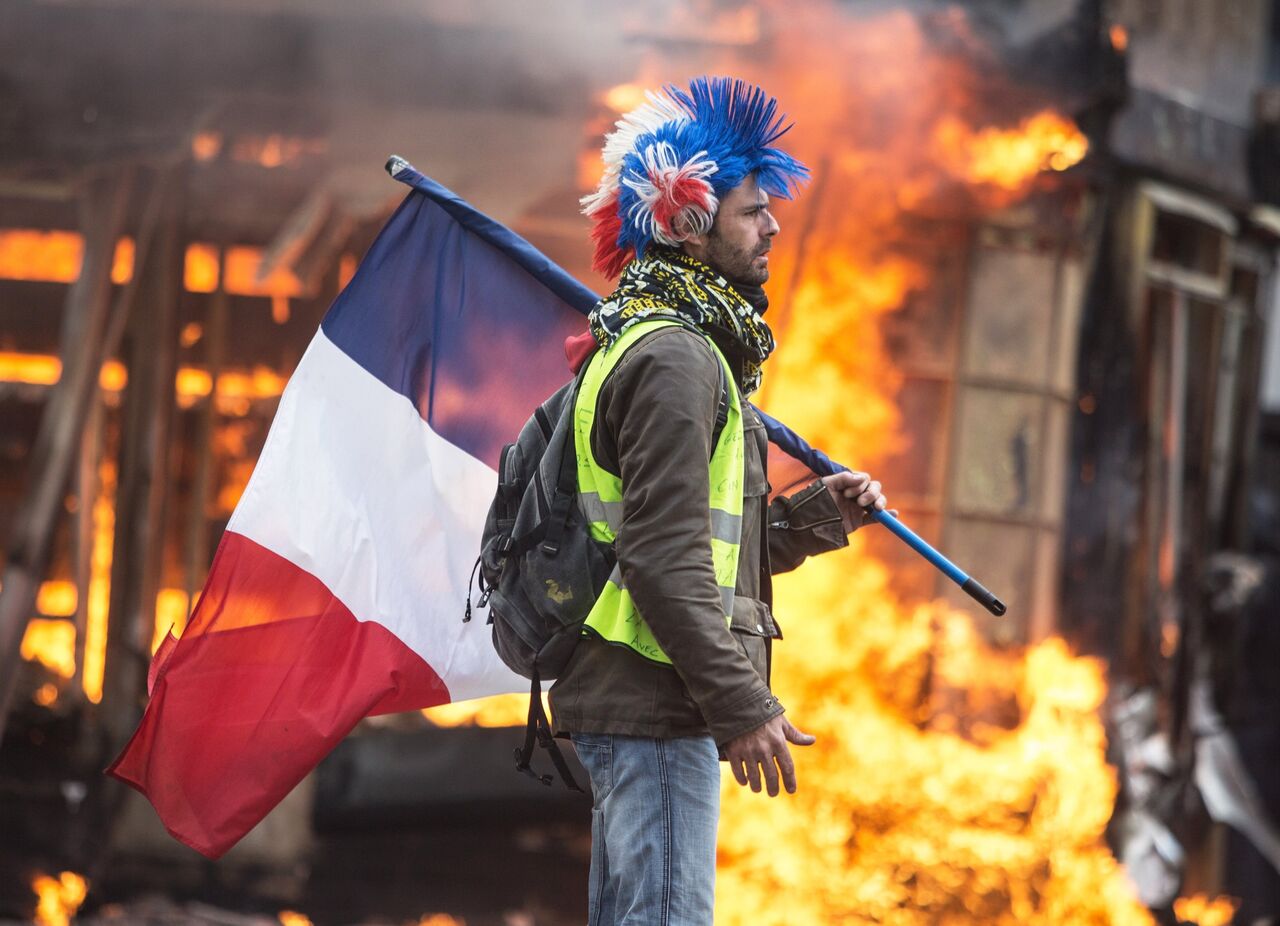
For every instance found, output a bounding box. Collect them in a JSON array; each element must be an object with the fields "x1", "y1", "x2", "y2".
[{"x1": 582, "y1": 76, "x2": 810, "y2": 278}]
